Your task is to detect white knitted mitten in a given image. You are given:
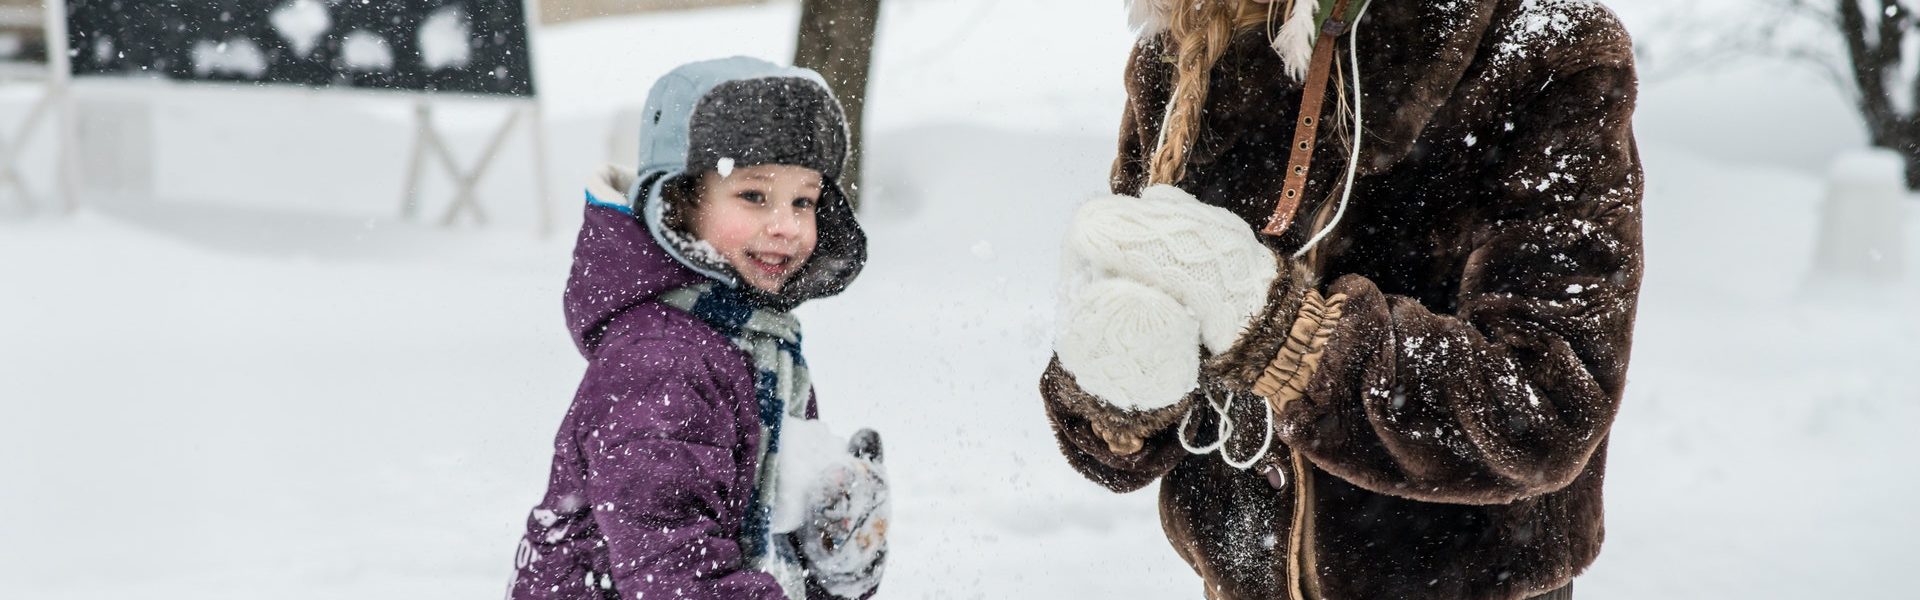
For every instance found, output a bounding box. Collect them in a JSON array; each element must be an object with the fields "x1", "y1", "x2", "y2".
[
  {"x1": 1056, "y1": 277, "x2": 1202, "y2": 410},
  {"x1": 1055, "y1": 184, "x2": 1280, "y2": 412},
  {"x1": 1065, "y1": 184, "x2": 1279, "y2": 354}
]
